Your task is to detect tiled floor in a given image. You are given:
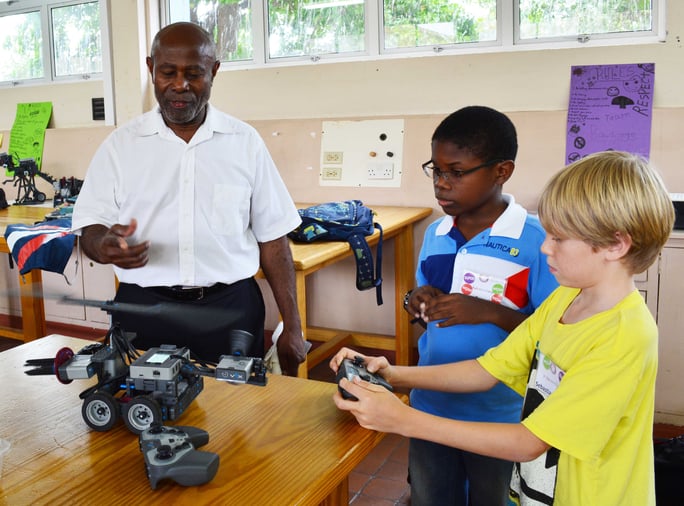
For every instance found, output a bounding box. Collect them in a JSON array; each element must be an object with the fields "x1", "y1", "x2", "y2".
[
  {"x1": 347, "y1": 433, "x2": 411, "y2": 505},
  {"x1": 2, "y1": 331, "x2": 682, "y2": 505}
]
